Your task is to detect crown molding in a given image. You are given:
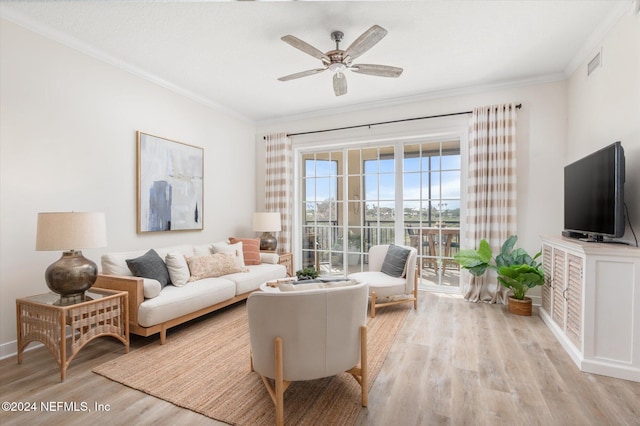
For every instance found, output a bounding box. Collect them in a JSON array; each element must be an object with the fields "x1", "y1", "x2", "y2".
[
  {"x1": 0, "y1": 8, "x2": 253, "y2": 124},
  {"x1": 256, "y1": 72, "x2": 566, "y2": 127}
]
